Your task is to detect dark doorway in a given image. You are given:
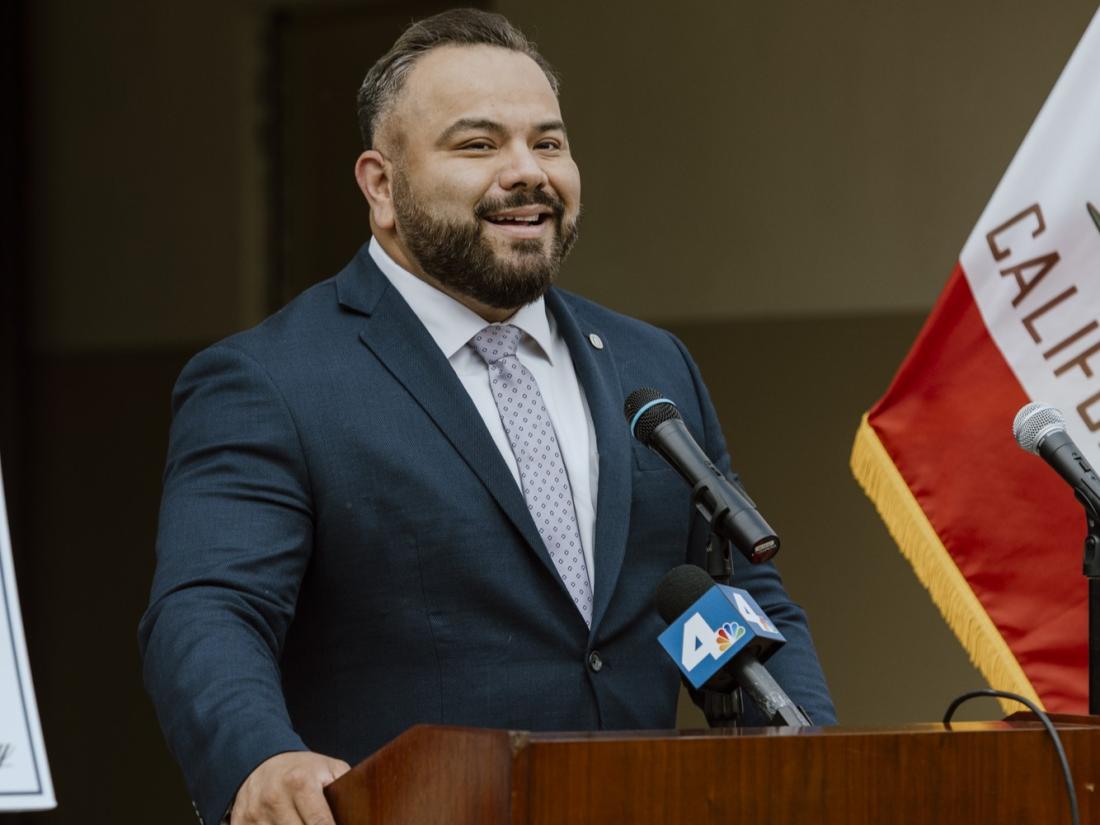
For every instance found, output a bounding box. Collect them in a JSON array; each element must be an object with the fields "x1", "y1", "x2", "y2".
[{"x1": 267, "y1": 2, "x2": 482, "y2": 309}]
